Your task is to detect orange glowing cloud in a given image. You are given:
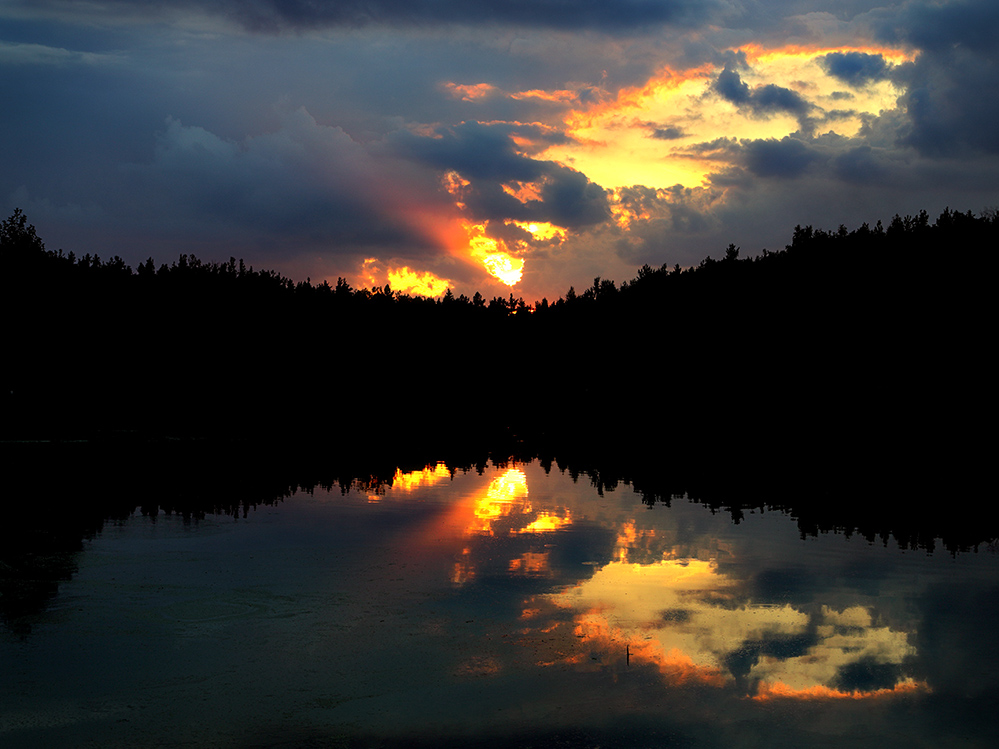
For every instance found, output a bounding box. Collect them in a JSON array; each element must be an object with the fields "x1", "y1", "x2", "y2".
[
  {"x1": 509, "y1": 88, "x2": 581, "y2": 103},
  {"x1": 540, "y1": 64, "x2": 720, "y2": 189},
  {"x1": 441, "y1": 173, "x2": 526, "y2": 286},
  {"x1": 460, "y1": 220, "x2": 525, "y2": 286},
  {"x1": 357, "y1": 258, "x2": 452, "y2": 297},
  {"x1": 536, "y1": 43, "x2": 915, "y2": 192},
  {"x1": 502, "y1": 182, "x2": 543, "y2": 203},
  {"x1": 442, "y1": 81, "x2": 583, "y2": 107},
  {"x1": 481, "y1": 253, "x2": 524, "y2": 286},
  {"x1": 357, "y1": 257, "x2": 386, "y2": 289},
  {"x1": 443, "y1": 82, "x2": 498, "y2": 101},
  {"x1": 442, "y1": 169, "x2": 471, "y2": 205},
  {"x1": 739, "y1": 42, "x2": 916, "y2": 68},
  {"x1": 387, "y1": 266, "x2": 451, "y2": 297},
  {"x1": 506, "y1": 219, "x2": 566, "y2": 244},
  {"x1": 608, "y1": 196, "x2": 652, "y2": 229}
]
